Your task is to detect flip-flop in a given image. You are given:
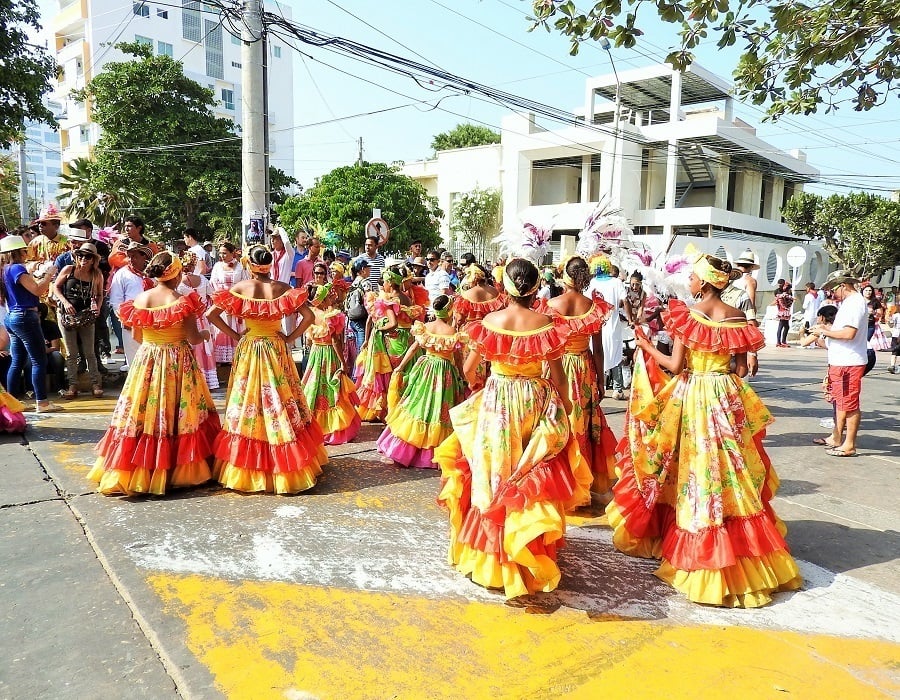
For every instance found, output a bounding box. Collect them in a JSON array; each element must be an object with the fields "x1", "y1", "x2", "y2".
[
  {"x1": 813, "y1": 438, "x2": 835, "y2": 446},
  {"x1": 826, "y1": 448, "x2": 858, "y2": 457}
]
